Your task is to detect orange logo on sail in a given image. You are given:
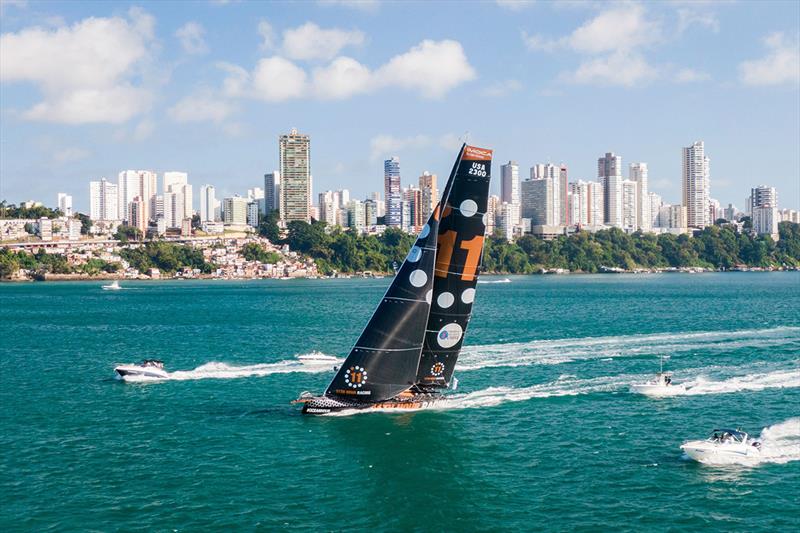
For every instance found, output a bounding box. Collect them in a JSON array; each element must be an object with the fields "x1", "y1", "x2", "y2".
[
  {"x1": 344, "y1": 366, "x2": 368, "y2": 388},
  {"x1": 463, "y1": 145, "x2": 492, "y2": 161},
  {"x1": 431, "y1": 362, "x2": 445, "y2": 376}
]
